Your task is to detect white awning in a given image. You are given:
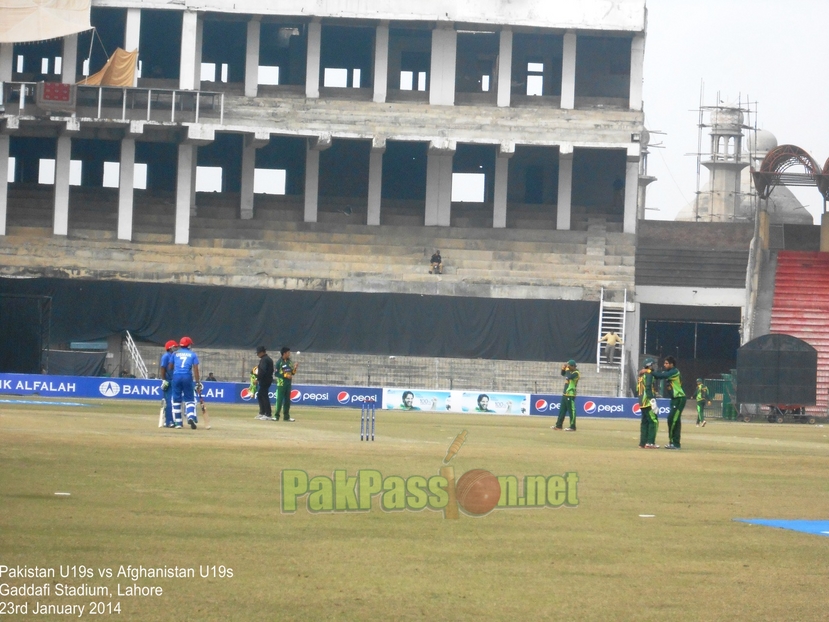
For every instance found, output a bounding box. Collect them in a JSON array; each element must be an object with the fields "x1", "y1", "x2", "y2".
[{"x1": 0, "y1": 0, "x2": 91, "y2": 44}]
